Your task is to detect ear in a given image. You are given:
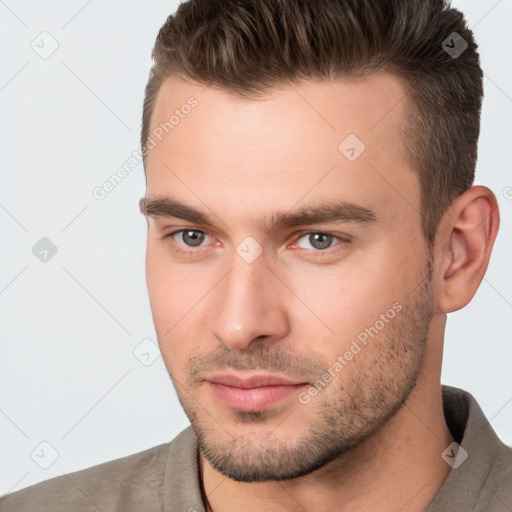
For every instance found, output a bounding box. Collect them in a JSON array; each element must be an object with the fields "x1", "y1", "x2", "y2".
[{"x1": 435, "y1": 185, "x2": 500, "y2": 313}]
